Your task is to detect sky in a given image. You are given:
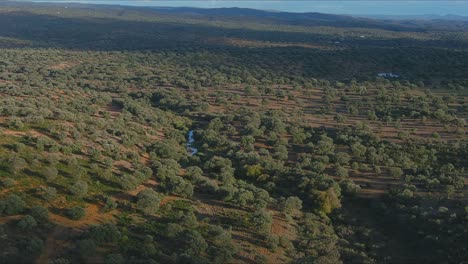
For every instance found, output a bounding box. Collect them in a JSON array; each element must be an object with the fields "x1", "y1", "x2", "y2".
[{"x1": 28, "y1": 1, "x2": 468, "y2": 16}]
